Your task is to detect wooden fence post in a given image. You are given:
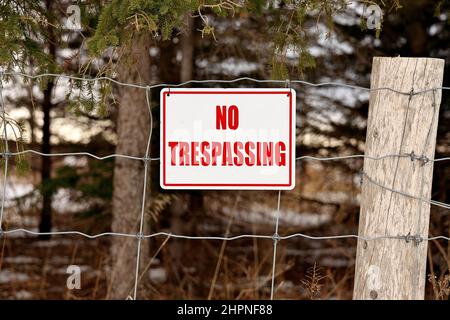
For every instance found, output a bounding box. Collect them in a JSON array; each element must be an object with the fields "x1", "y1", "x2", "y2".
[{"x1": 353, "y1": 57, "x2": 445, "y2": 300}]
